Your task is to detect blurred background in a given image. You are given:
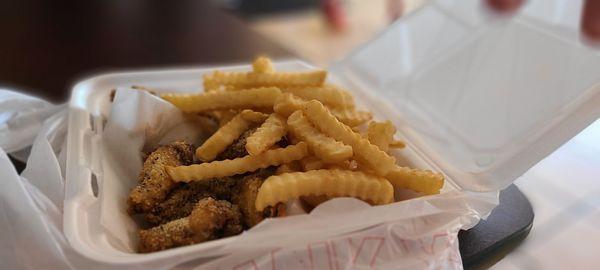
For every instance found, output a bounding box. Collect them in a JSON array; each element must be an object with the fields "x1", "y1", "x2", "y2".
[
  {"x1": 0, "y1": 0, "x2": 426, "y2": 102},
  {"x1": 220, "y1": 0, "x2": 425, "y2": 66}
]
